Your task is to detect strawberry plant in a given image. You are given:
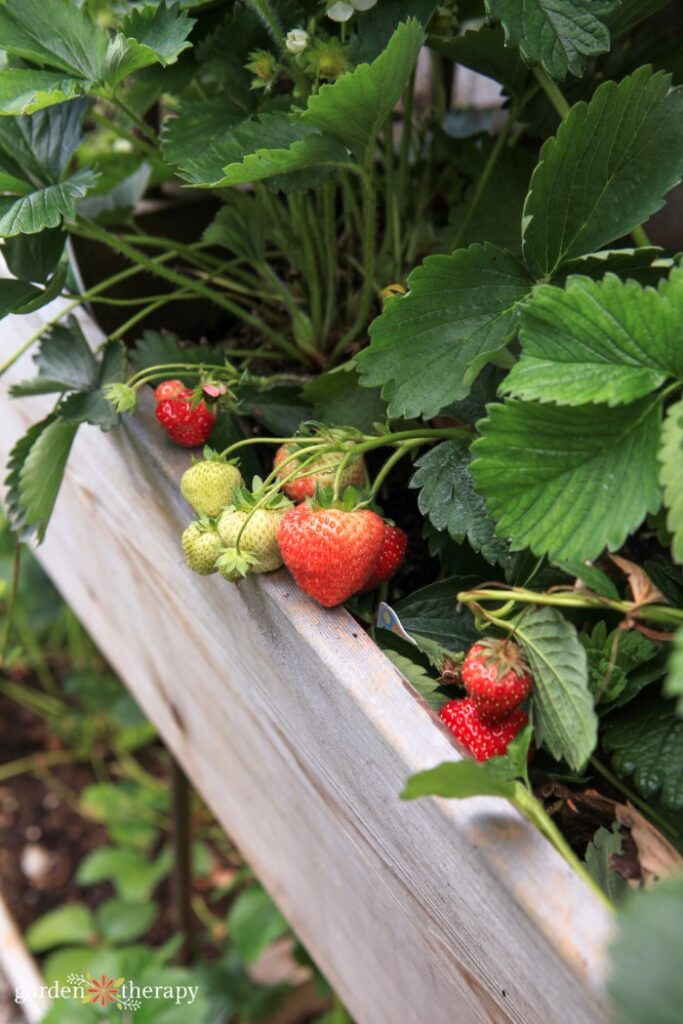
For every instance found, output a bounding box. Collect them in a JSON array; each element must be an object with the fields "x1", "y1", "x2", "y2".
[{"x1": 1, "y1": 0, "x2": 683, "y2": 1017}]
